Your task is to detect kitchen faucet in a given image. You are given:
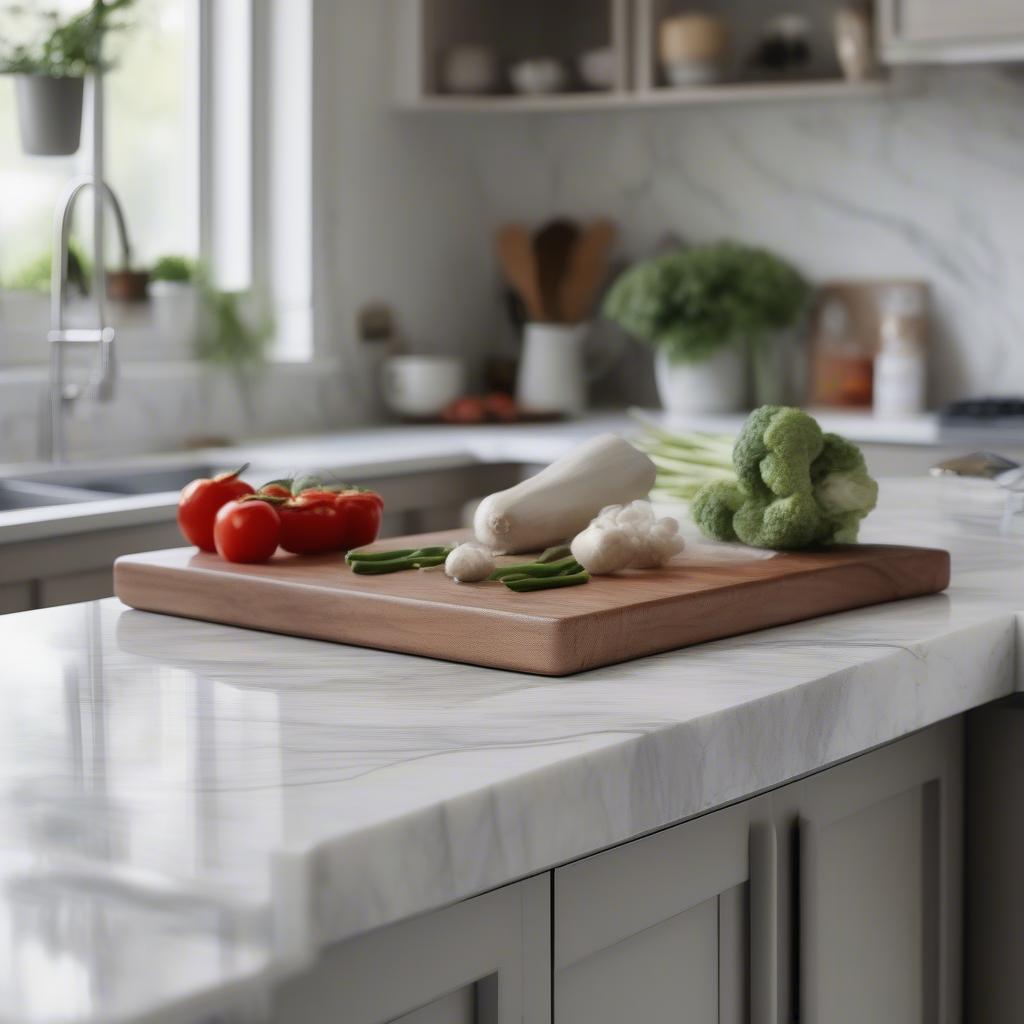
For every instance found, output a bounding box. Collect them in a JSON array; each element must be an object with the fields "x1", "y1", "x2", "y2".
[{"x1": 46, "y1": 174, "x2": 132, "y2": 462}]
